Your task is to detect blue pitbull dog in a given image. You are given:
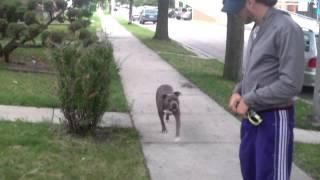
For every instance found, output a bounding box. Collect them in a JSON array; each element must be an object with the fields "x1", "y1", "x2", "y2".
[{"x1": 156, "y1": 84, "x2": 181, "y2": 141}]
